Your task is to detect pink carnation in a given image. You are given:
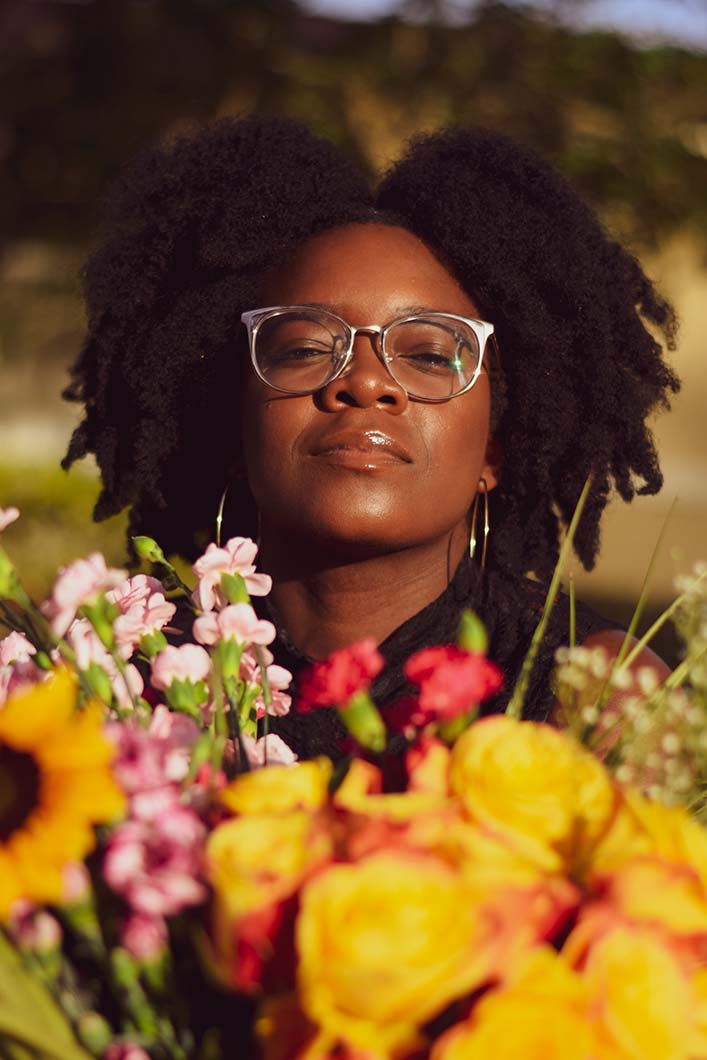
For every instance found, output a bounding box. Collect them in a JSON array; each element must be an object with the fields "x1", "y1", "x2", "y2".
[
  {"x1": 0, "y1": 507, "x2": 19, "y2": 533},
  {"x1": 107, "y1": 575, "x2": 176, "y2": 655},
  {"x1": 42, "y1": 552, "x2": 127, "y2": 636},
  {"x1": 238, "y1": 646, "x2": 292, "y2": 717},
  {"x1": 103, "y1": 805, "x2": 207, "y2": 916},
  {"x1": 240, "y1": 732, "x2": 298, "y2": 767},
  {"x1": 0, "y1": 661, "x2": 42, "y2": 708},
  {"x1": 296, "y1": 638, "x2": 384, "y2": 713},
  {"x1": 151, "y1": 644, "x2": 211, "y2": 691},
  {"x1": 0, "y1": 635, "x2": 41, "y2": 706},
  {"x1": 121, "y1": 911, "x2": 168, "y2": 962},
  {"x1": 67, "y1": 618, "x2": 143, "y2": 708},
  {"x1": 192, "y1": 536, "x2": 272, "y2": 612},
  {"x1": 192, "y1": 602, "x2": 275, "y2": 648},
  {"x1": 0, "y1": 632, "x2": 36, "y2": 666},
  {"x1": 104, "y1": 1044, "x2": 151, "y2": 1060},
  {"x1": 108, "y1": 707, "x2": 199, "y2": 807},
  {"x1": 403, "y1": 644, "x2": 503, "y2": 721}
]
